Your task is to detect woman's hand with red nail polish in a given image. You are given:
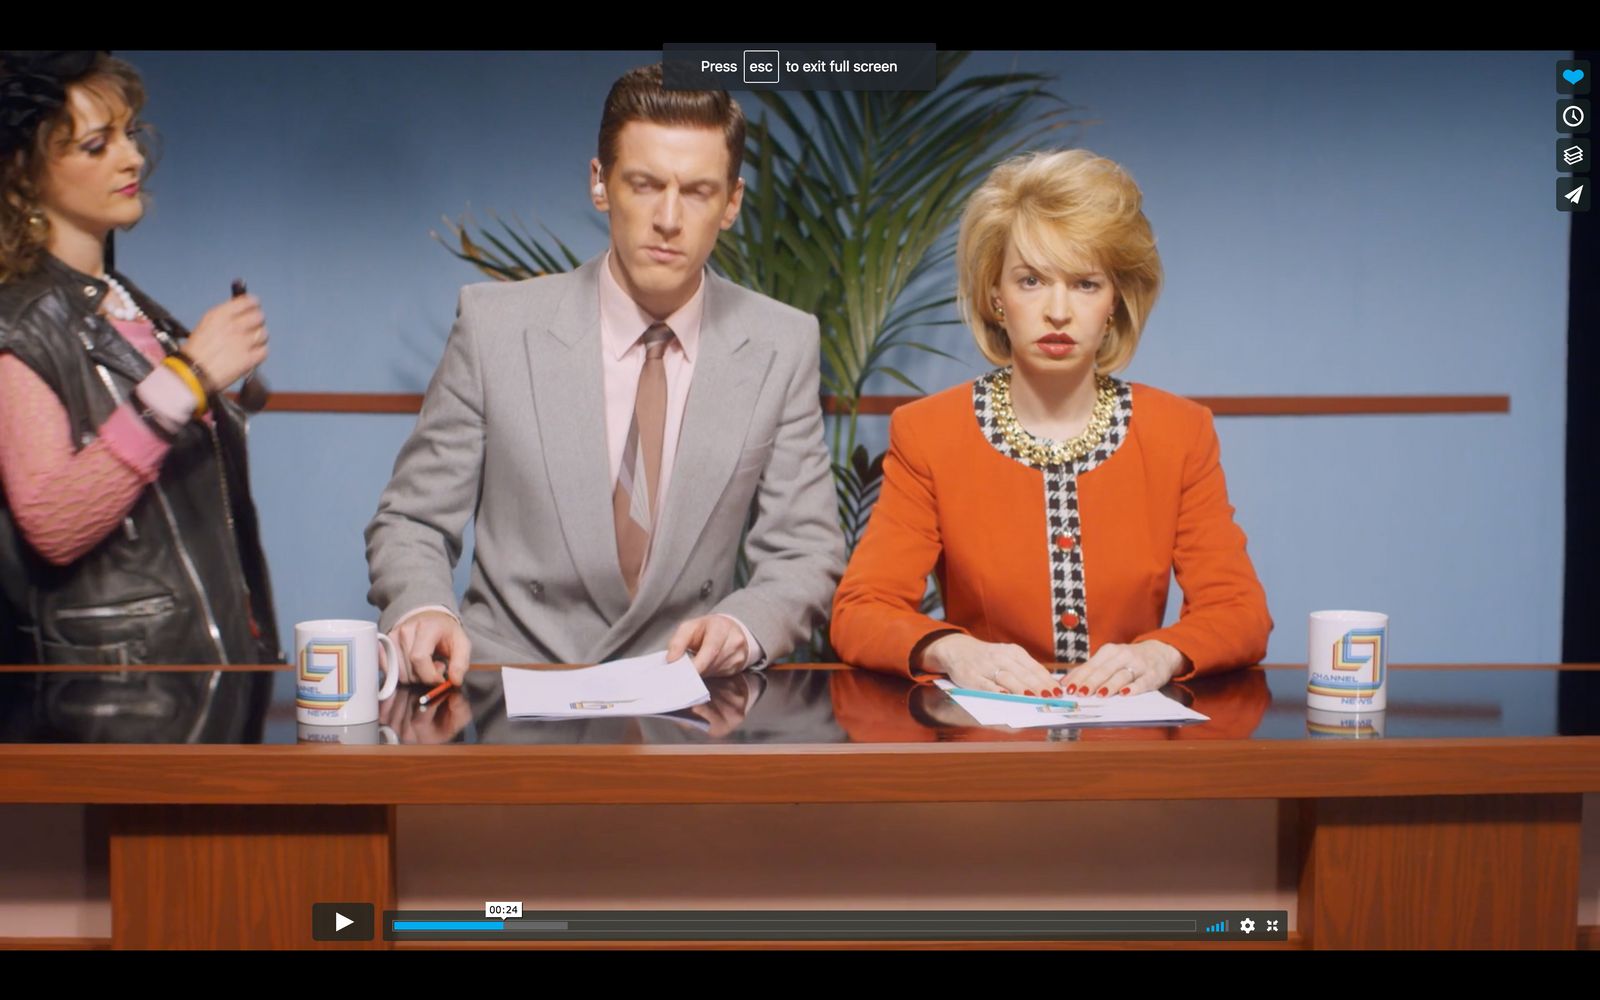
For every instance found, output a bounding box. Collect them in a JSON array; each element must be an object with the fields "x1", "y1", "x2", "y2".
[
  {"x1": 1062, "y1": 641, "x2": 1190, "y2": 699},
  {"x1": 918, "y1": 636, "x2": 1059, "y2": 696}
]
